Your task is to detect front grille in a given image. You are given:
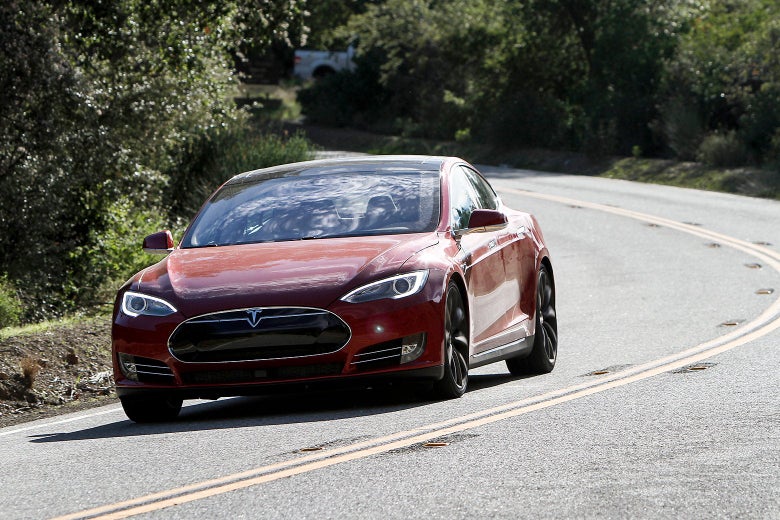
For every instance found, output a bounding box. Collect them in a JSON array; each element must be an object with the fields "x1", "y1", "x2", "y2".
[
  {"x1": 169, "y1": 307, "x2": 351, "y2": 362},
  {"x1": 350, "y1": 339, "x2": 403, "y2": 370},
  {"x1": 134, "y1": 356, "x2": 175, "y2": 384},
  {"x1": 181, "y1": 363, "x2": 343, "y2": 385}
]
